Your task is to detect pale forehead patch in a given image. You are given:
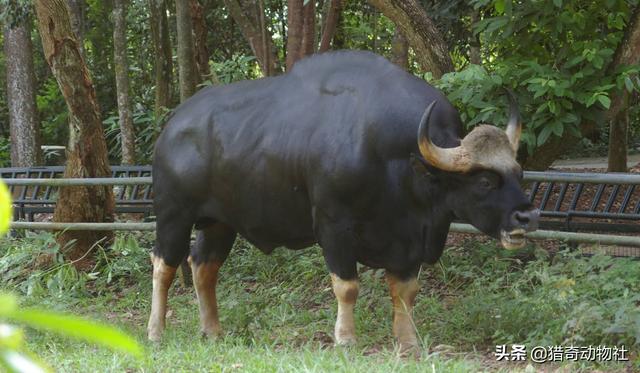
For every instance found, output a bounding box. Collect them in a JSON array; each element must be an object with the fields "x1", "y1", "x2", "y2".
[{"x1": 460, "y1": 125, "x2": 521, "y2": 174}]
